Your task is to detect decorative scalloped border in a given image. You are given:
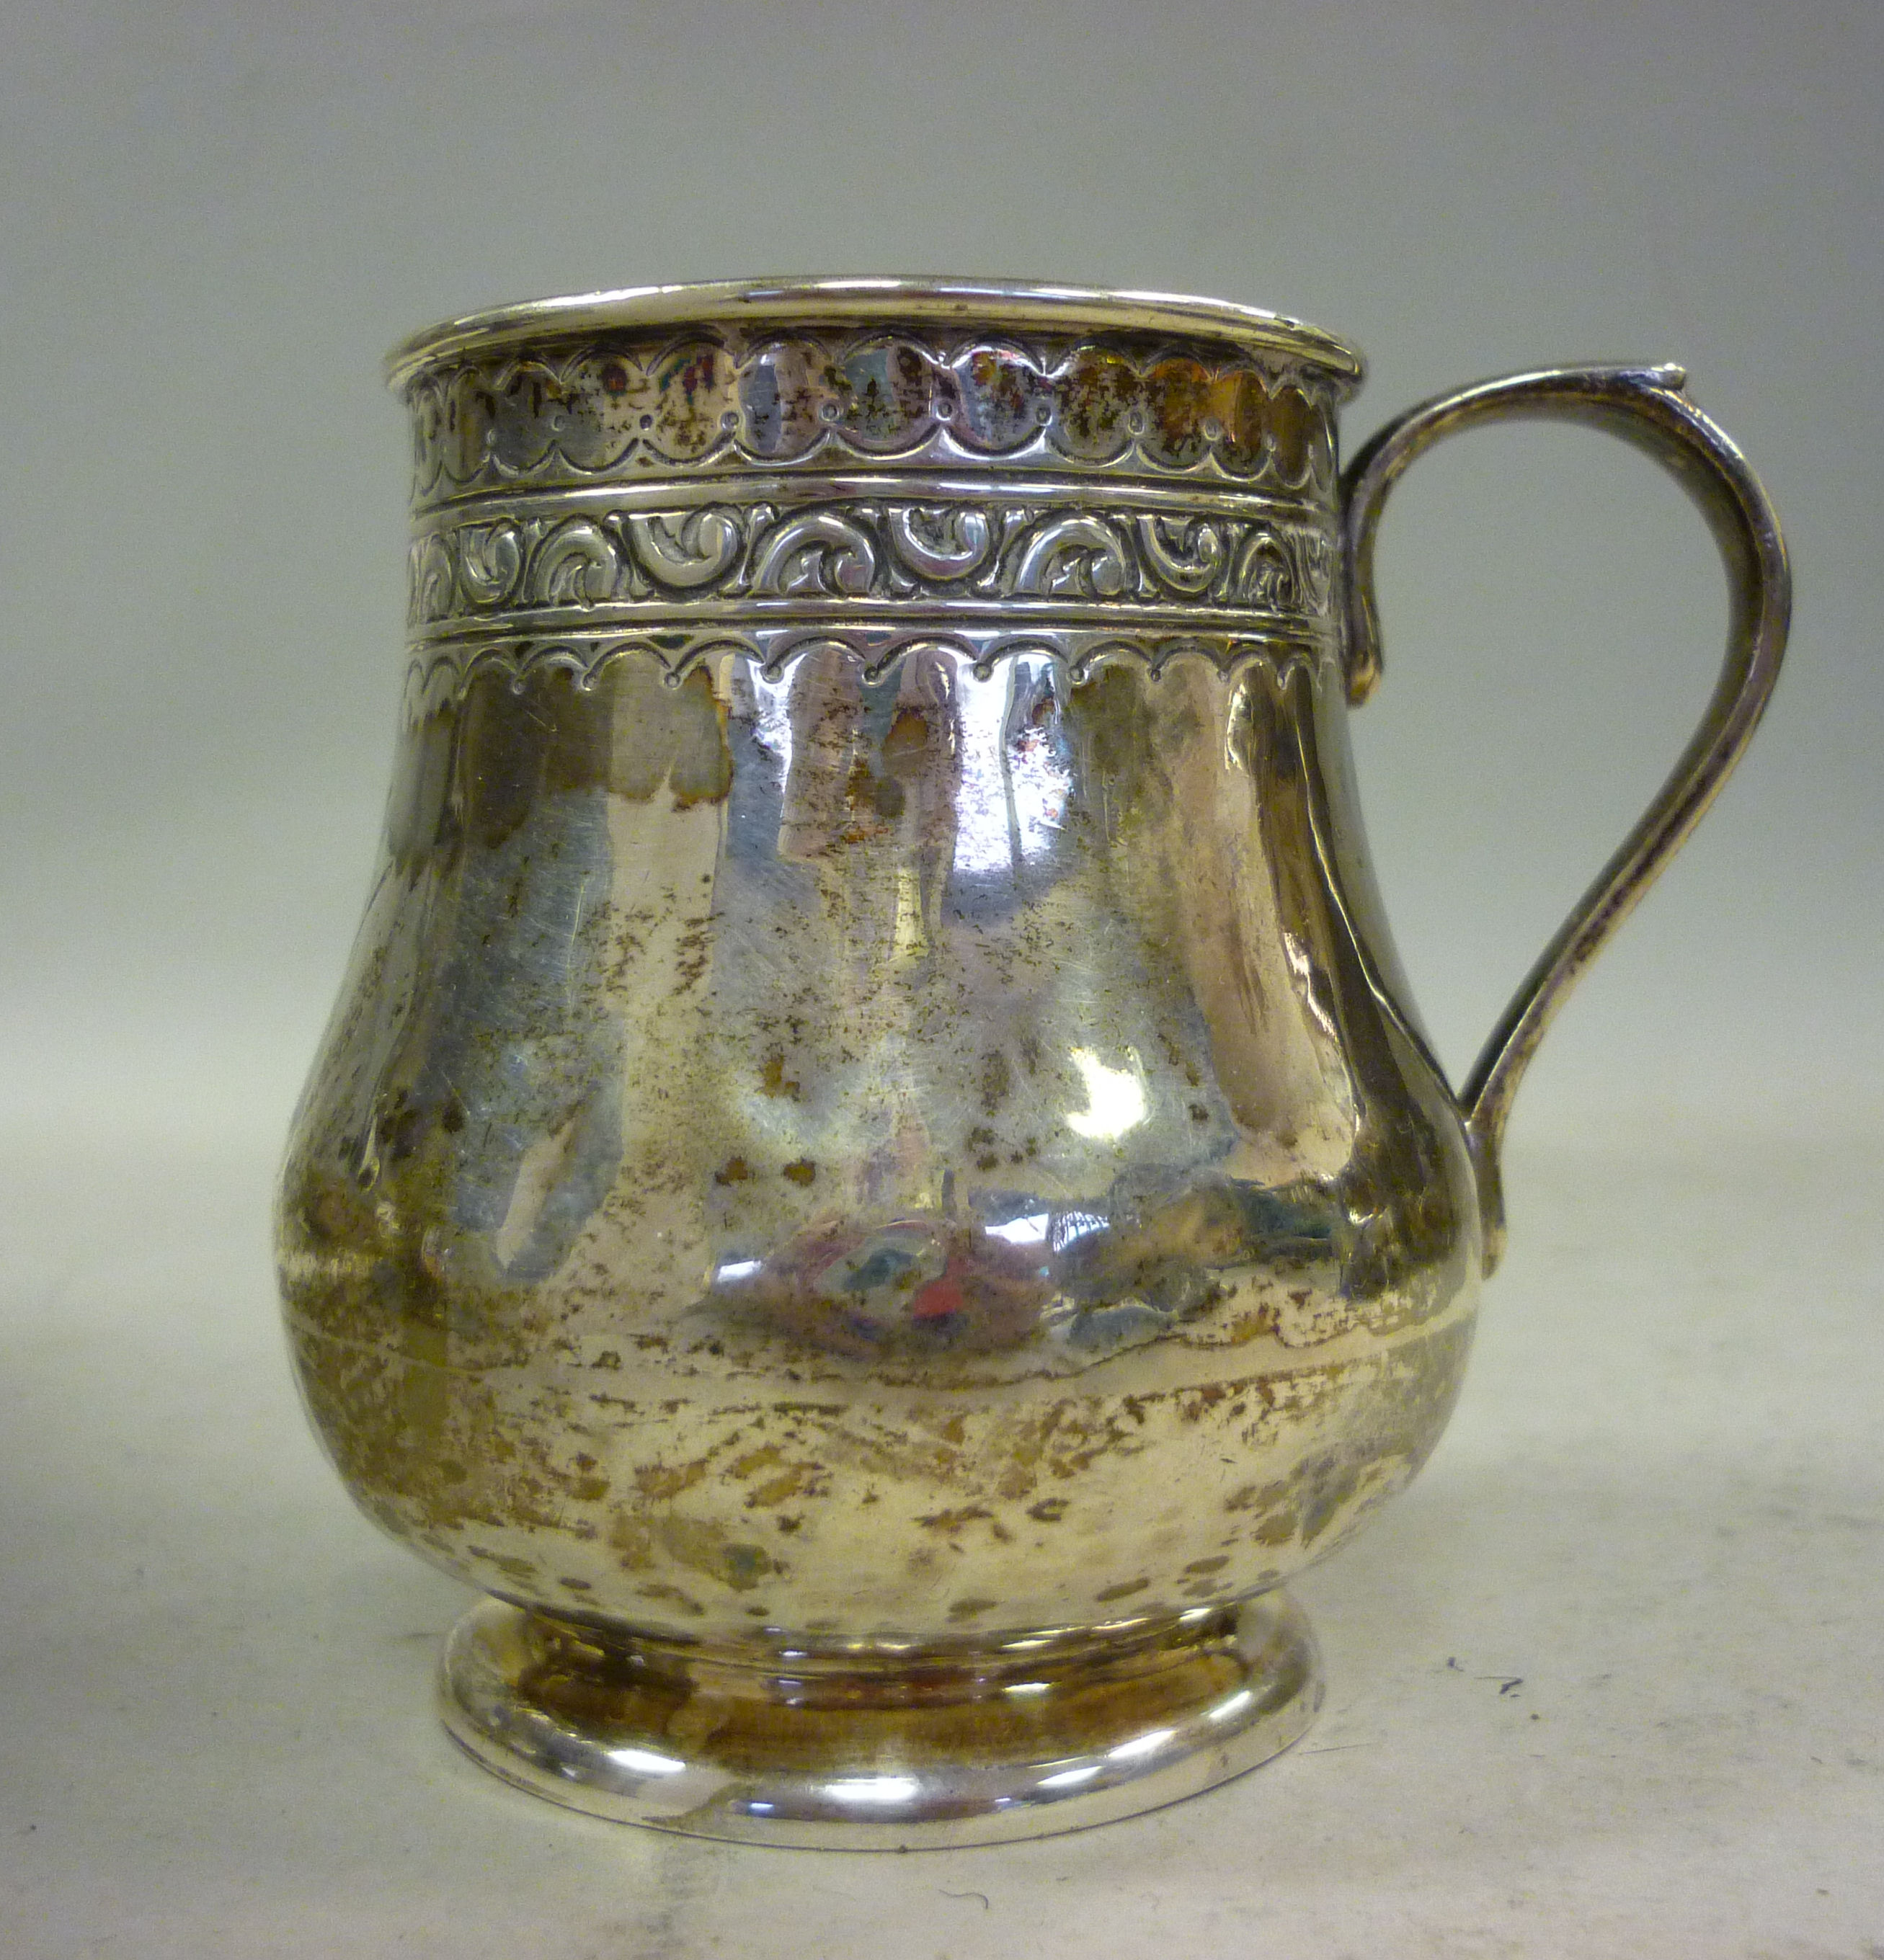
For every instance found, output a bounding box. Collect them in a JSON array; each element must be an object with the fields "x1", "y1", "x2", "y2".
[
  {"x1": 405, "y1": 328, "x2": 1340, "y2": 504},
  {"x1": 403, "y1": 624, "x2": 1333, "y2": 713}
]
